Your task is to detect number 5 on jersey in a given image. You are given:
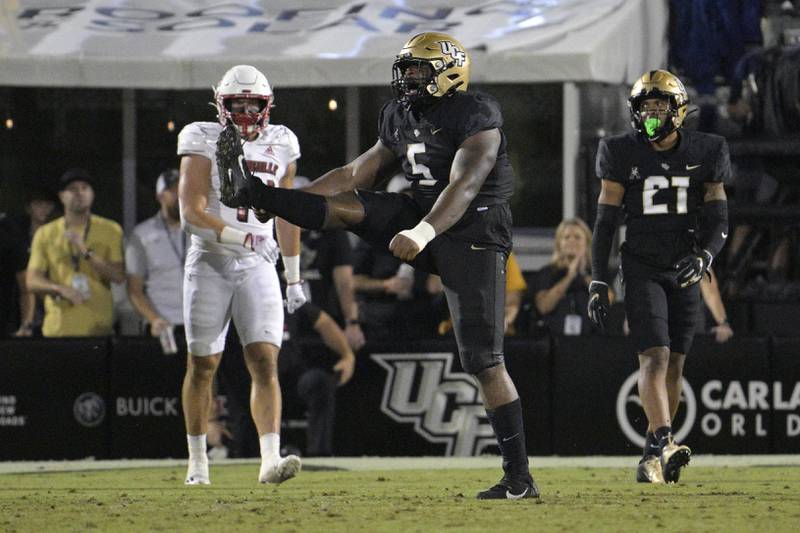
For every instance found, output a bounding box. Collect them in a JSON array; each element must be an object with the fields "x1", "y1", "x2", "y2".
[
  {"x1": 406, "y1": 142, "x2": 434, "y2": 181},
  {"x1": 642, "y1": 175, "x2": 690, "y2": 214}
]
